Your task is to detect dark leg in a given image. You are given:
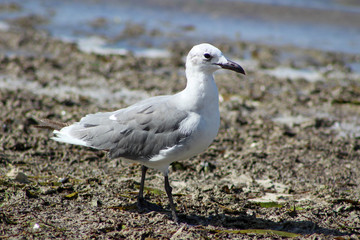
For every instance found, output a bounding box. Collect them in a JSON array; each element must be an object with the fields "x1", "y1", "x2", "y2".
[
  {"x1": 137, "y1": 165, "x2": 148, "y2": 209},
  {"x1": 164, "y1": 175, "x2": 178, "y2": 223}
]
